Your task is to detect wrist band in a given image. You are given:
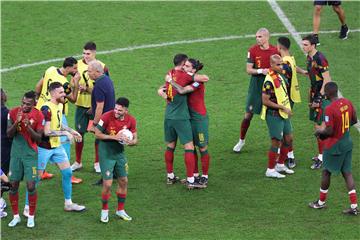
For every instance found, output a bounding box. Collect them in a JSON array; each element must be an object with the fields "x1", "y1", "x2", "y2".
[{"x1": 257, "y1": 69, "x2": 263, "y2": 74}]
